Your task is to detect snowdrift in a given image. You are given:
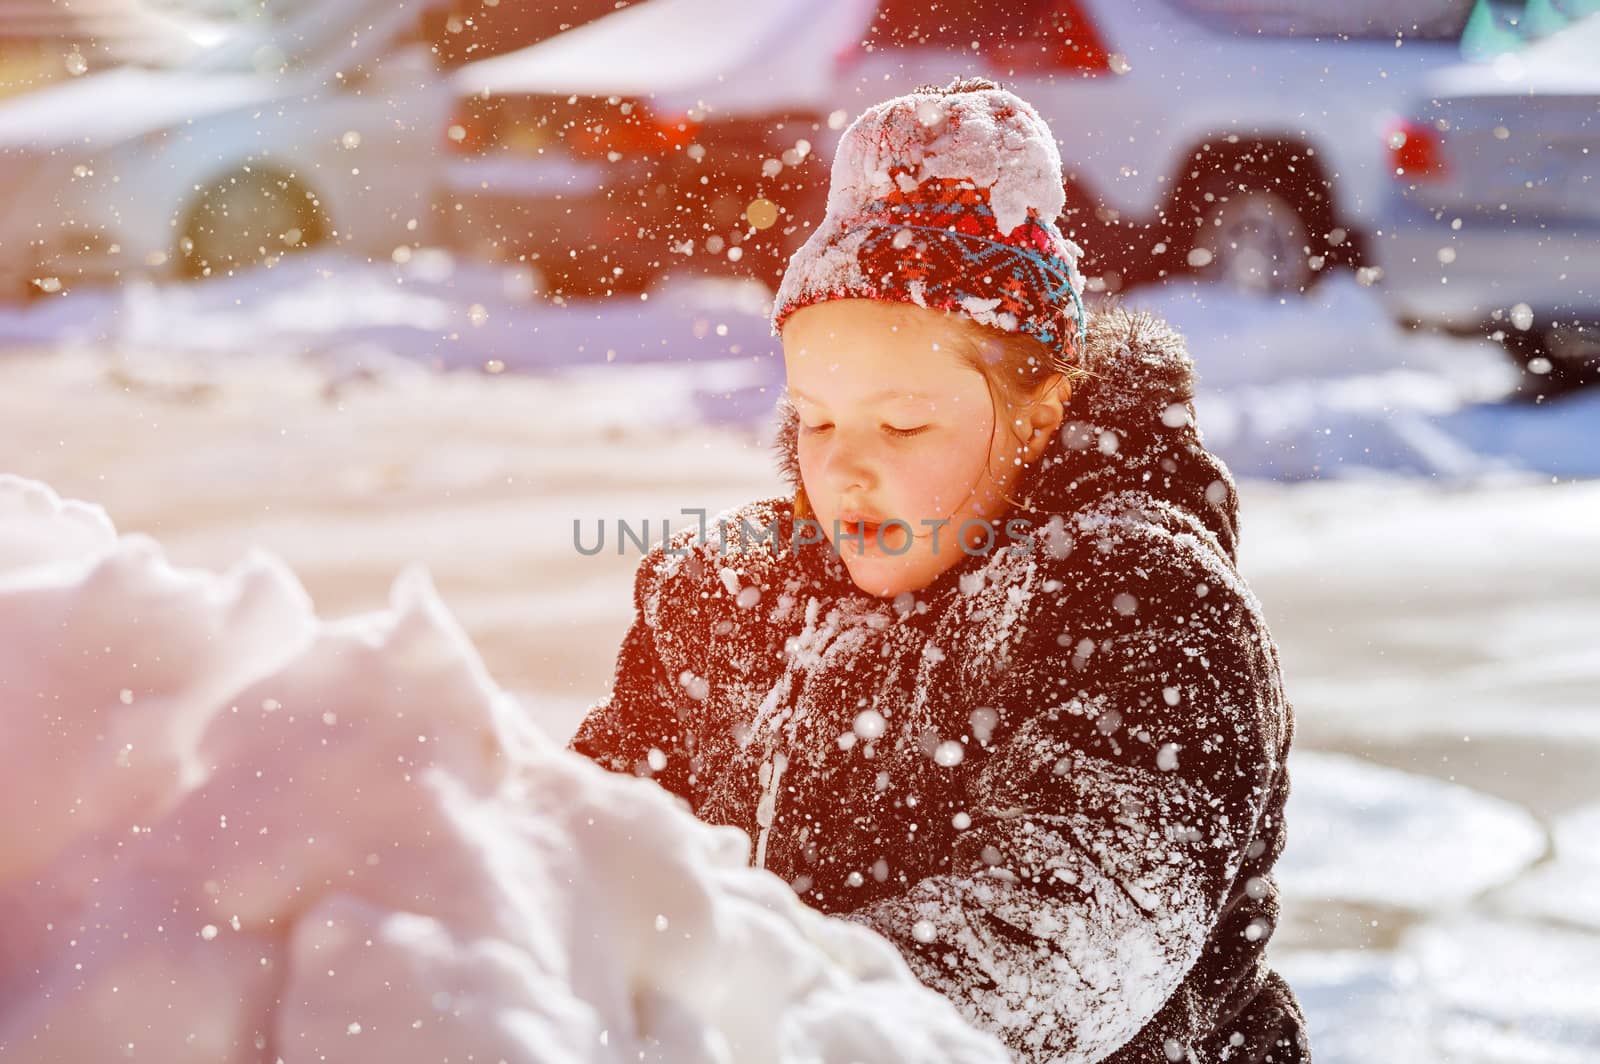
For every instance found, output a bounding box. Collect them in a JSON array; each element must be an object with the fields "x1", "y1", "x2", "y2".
[{"x1": 0, "y1": 474, "x2": 1008, "y2": 1063}]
